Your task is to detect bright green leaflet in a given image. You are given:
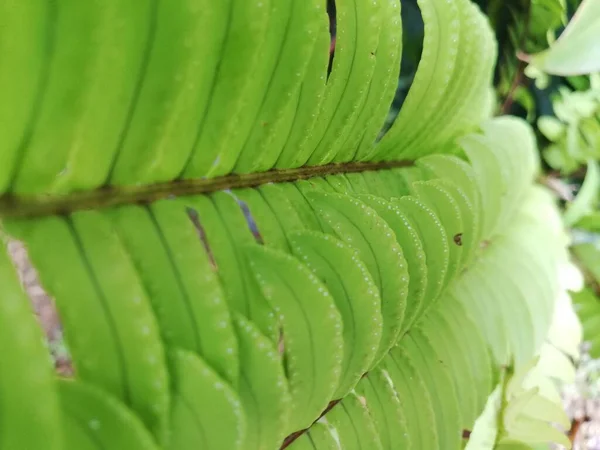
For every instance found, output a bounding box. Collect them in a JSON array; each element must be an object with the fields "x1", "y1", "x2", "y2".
[
  {"x1": 246, "y1": 244, "x2": 344, "y2": 432},
  {"x1": 401, "y1": 331, "x2": 463, "y2": 450},
  {"x1": 289, "y1": 230, "x2": 383, "y2": 398},
  {"x1": 233, "y1": 0, "x2": 324, "y2": 173},
  {"x1": 355, "y1": 368, "x2": 412, "y2": 450},
  {"x1": 392, "y1": 195, "x2": 449, "y2": 312},
  {"x1": 412, "y1": 179, "x2": 464, "y2": 285},
  {"x1": 183, "y1": 0, "x2": 271, "y2": 178},
  {"x1": 109, "y1": 0, "x2": 218, "y2": 186},
  {"x1": 419, "y1": 309, "x2": 479, "y2": 428},
  {"x1": 374, "y1": 0, "x2": 462, "y2": 160},
  {"x1": 167, "y1": 348, "x2": 246, "y2": 450},
  {"x1": 326, "y1": 393, "x2": 383, "y2": 450},
  {"x1": 441, "y1": 297, "x2": 494, "y2": 415},
  {"x1": 0, "y1": 245, "x2": 62, "y2": 450},
  {"x1": 8, "y1": 0, "x2": 153, "y2": 195},
  {"x1": 526, "y1": 0, "x2": 600, "y2": 76},
  {"x1": 383, "y1": 347, "x2": 440, "y2": 450},
  {"x1": 459, "y1": 133, "x2": 505, "y2": 239},
  {"x1": 0, "y1": 1, "x2": 49, "y2": 193},
  {"x1": 305, "y1": 0, "x2": 382, "y2": 165},
  {"x1": 59, "y1": 379, "x2": 159, "y2": 450},
  {"x1": 307, "y1": 422, "x2": 341, "y2": 449},
  {"x1": 351, "y1": 0, "x2": 403, "y2": 162},
  {"x1": 357, "y1": 194, "x2": 427, "y2": 330},
  {"x1": 286, "y1": 434, "x2": 314, "y2": 450},
  {"x1": 455, "y1": 265, "x2": 511, "y2": 365},
  {"x1": 106, "y1": 202, "x2": 239, "y2": 385},
  {"x1": 258, "y1": 184, "x2": 307, "y2": 235},
  {"x1": 233, "y1": 313, "x2": 292, "y2": 450},
  {"x1": 275, "y1": 25, "x2": 330, "y2": 169},
  {"x1": 307, "y1": 192, "x2": 408, "y2": 364},
  {"x1": 235, "y1": 188, "x2": 291, "y2": 251},
  {"x1": 6, "y1": 214, "x2": 170, "y2": 440}
]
